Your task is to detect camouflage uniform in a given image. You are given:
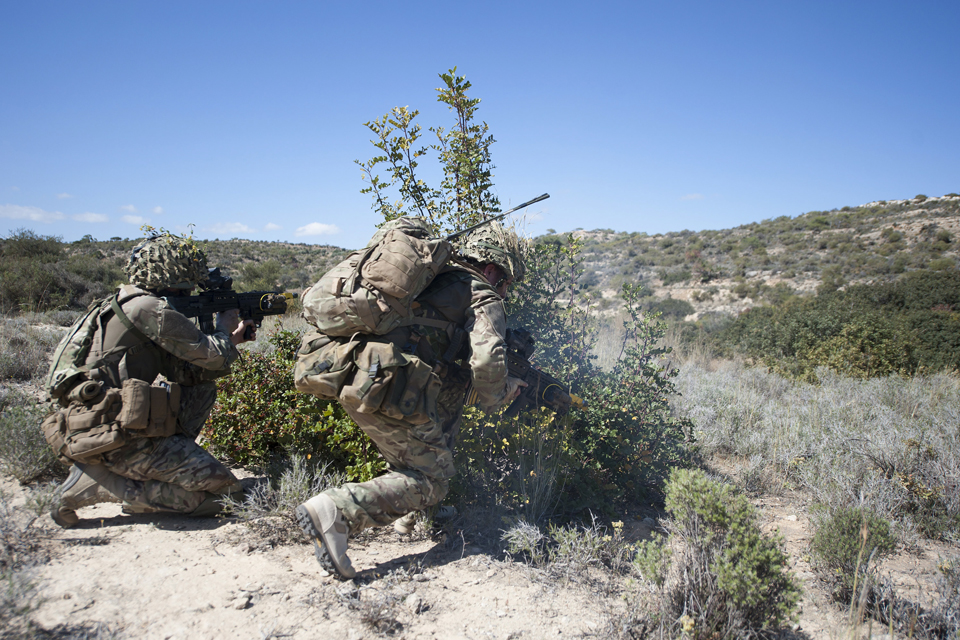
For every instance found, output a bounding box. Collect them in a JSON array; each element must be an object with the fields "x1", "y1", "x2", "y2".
[
  {"x1": 85, "y1": 283, "x2": 242, "y2": 512},
  {"x1": 321, "y1": 261, "x2": 512, "y2": 533}
]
